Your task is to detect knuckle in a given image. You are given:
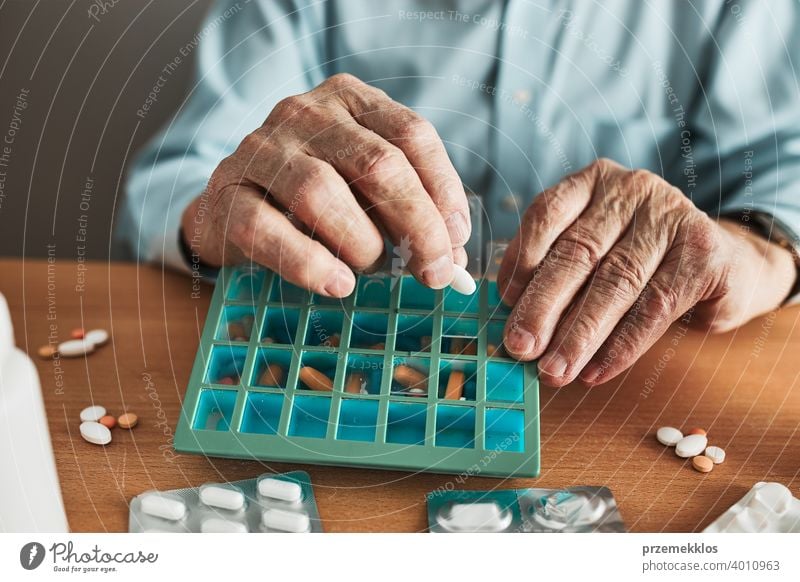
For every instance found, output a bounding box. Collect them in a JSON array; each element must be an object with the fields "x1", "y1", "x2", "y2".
[
  {"x1": 684, "y1": 214, "x2": 720, "y2": 255},
  {"x1": 271, "y1": 95, "x2": 307, "y2": 120},
  {"x1": 238, "y1": 131, "x2": 268, "y2": 155},
  {"x1": 395, "y1": 114, "x2": 438, "y2": 143},
  {"x1": 552, "y1": 231, "x2": 602, "y2": 270},
  {"x1": 356, "y1": 143, "x2": 405, "y2": 178},
  {"x1": 324, "y1": 72, "x2": 362, "y2": 90},
  {"x1": 594, "y1": 252, "x2": 646, "y2": 299},
  {"x1": 642, "y1": 281, "x2": 680, "y2": 323}
]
